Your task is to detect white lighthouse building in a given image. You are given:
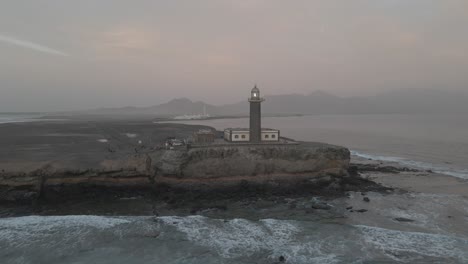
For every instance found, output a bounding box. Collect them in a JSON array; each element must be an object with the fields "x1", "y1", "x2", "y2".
[{"x1": 224, "y1": 86, "x2": 280, "y2": 143}]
